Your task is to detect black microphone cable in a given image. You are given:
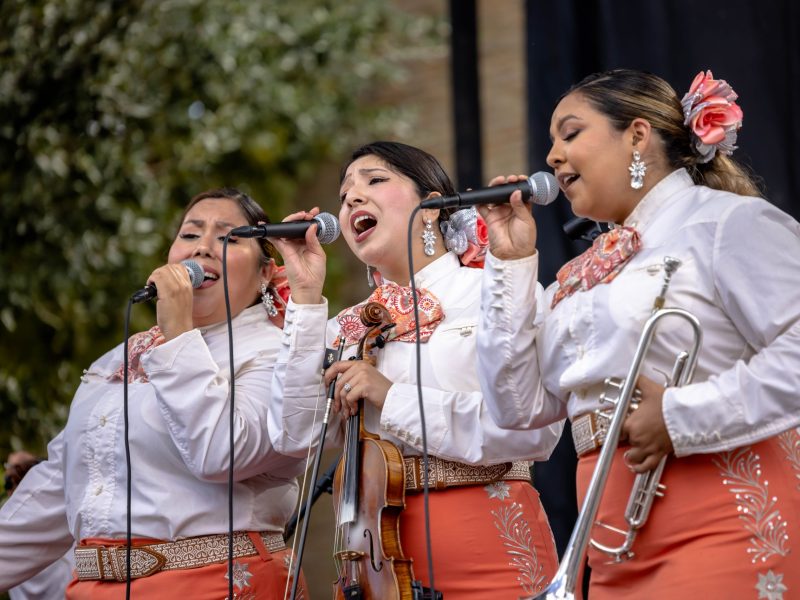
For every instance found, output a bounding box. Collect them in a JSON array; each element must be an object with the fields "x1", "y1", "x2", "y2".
[
  {"x1": 121, "y1": 260, "x2": 203, "y2": 598},
  {"x1": 221, "y1": 233, "x2": 236, "y2": 600},
  {"x1": 406, "y1": 204, "x2": 438, "y2": 598},
  {"x1": 123, "y1": 298, "x2": 134, "y2": 599}
]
